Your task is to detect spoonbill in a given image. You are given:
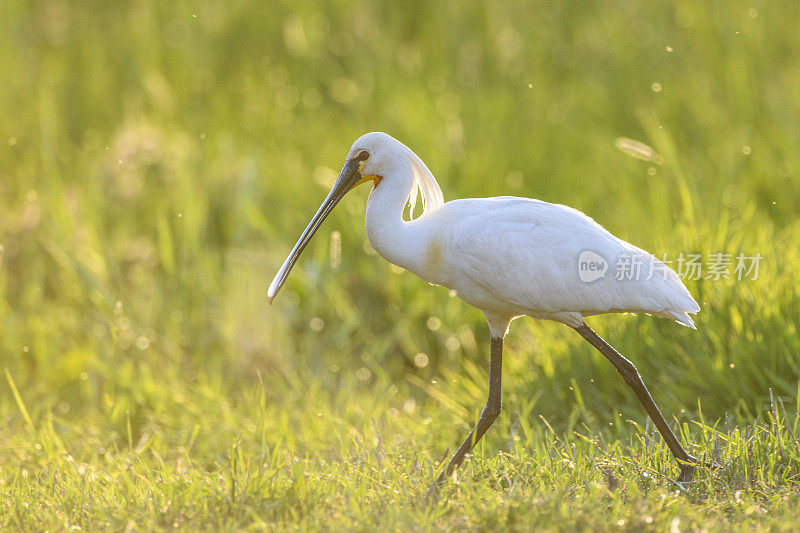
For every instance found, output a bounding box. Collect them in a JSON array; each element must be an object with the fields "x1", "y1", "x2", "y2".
[{"x1": 268, "y1": 132, "x2": 701, "y2": 483}]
